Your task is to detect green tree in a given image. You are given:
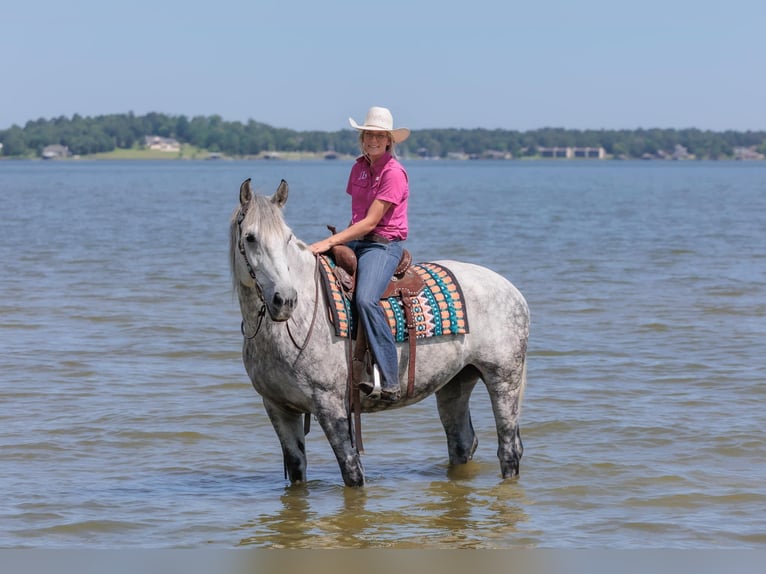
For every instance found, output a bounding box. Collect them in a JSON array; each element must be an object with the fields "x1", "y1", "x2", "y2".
[{"x1": 1, "y1": 126, "x2": 28, "y2": 156}]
